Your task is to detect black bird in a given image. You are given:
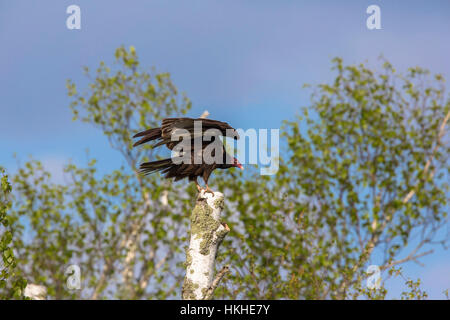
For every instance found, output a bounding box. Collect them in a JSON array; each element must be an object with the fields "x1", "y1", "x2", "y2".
[{"x1": 133, "y1": 118, "x2": 243, "y2": 194}]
